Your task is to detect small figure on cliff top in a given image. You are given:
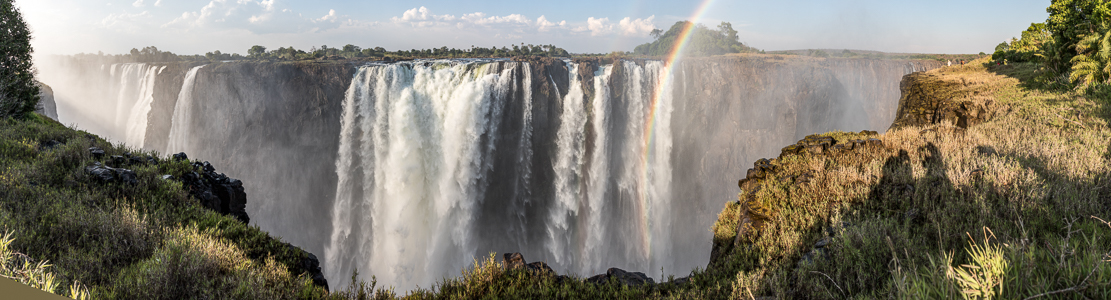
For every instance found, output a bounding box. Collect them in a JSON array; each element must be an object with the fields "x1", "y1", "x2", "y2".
[
  {"x1": 948, "y1": 60, "x2": 952, "y2": 66},
  {"x1": 961, "y1": 59, "x2": 965, "y2": 66}
]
